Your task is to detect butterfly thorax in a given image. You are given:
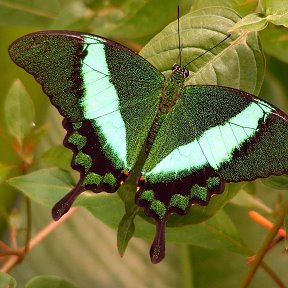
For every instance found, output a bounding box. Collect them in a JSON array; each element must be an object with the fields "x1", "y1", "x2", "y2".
[
  {"x1": 159, "y1": 64, "x2": 189, "y2": 113},
  {"x1": 145, "y1": 64, "x2": 189, "y2": 152}
]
